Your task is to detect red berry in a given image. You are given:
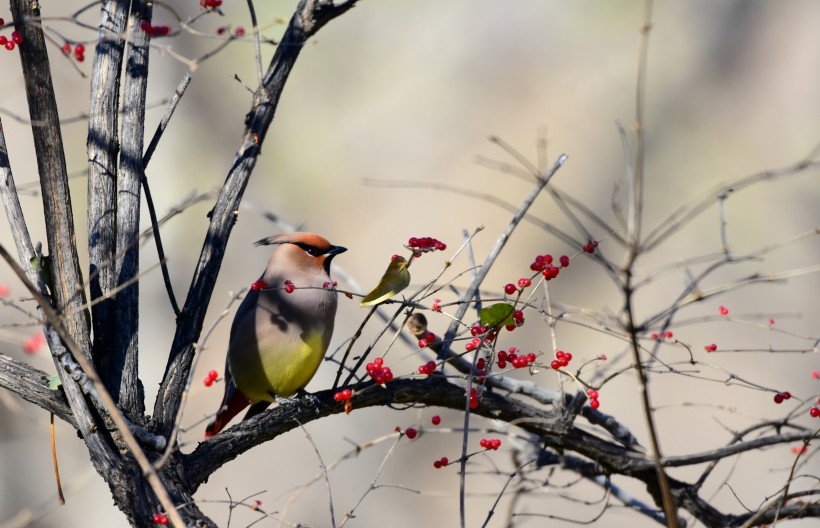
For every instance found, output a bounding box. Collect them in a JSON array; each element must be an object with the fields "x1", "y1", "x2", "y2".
[
  {"x1": 719, "y1": 305, "x2": 729, "y2": 316},
  {"x1": 526, "y1": 353, "x2": 536, "y2": 363},
  {"x1": 284, "y1": 280, "x2": 294, "y2": 293},
  {"x1": 61, "y1": 42, "x2": 71, "y2": 55},
  {"x1": 705, "y1": 344, "x2": 717, "y2": 352},
  {"x1": 550, "y1": 359, "x2": 561, "y2": 370},
  {"x1": 774, "y1": 393, "x2": 784, "y2": 404},
  {"x1": 813, "y1": 370, "x2": 820, "y2": 379},
  {"x1": 810, "y1": 407, "x2": 820, "y2": 418},
  {"x1": 440, "y1": 456, "x2": 448, "y2": 465},
  {"x1": 587, "y1": 389, "x2": 598, "y2": 399},
  {"x1": 74, "y1": 43, "x2": 85, "y2": 54},
  {"x1": 469, "y1": 395, "x2": 478, "y2": 409},
  {"x1": 204, "y1": 376, "x2": 213, "y2": 387},
  {"x1": 207, "y1": 370, "x2": 218, "y2": 381},
  {"x1": 589, "y1": 399, "x2": 600, "y2": 409},
  {"x1": 405, "y1": 427, "x2": 417, "y2": 439},
  {"x1": 11, "y1": 31, "x2": 22, "y2": 45},
  {"x1": 433, "y1": 459, "x2": 442, "y2": 469},
  {"x1": 504, "y1": 283, "x2": 516, "y2": 295},
  {"x1": 559, "y1": 255, "x2": 570, "y2": 267},
  {"x1": 153, "y1": 512, "x2": 169, "y2": 525},
  {"x1": 250, "y1": 279, "x2": 267, "y2": 291},
  {"x1": 5, "y1": 41, "x2": 14, "y2": 51},
  {"x1": 782, "y1": 391, "x2": 791, "y2": 400},
  {"x1": 517, "y1": 277, "x2": 531, "y2": 288},
  {"x1": 234, "y1": 26, "x2": 246, "y2": 37},
  {"x1": 663, "y1": 331, "x2": 673, "y2": 339},
  {"x1": 431, "y1": 415, "x2": 441, "y2": 425},
  {"x1": 497, "y1": 360, "x2": 507, "y2": 368}
]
